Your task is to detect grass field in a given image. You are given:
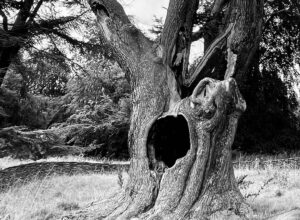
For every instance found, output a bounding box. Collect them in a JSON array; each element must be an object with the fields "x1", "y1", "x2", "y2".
[{"x1": 0, "y1": 156, "x2": 300, "y2": 220}]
